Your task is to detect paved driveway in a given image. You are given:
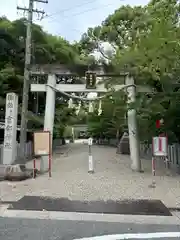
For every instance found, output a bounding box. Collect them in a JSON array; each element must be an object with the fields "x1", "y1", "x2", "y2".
[{"x1": 0, "y1": 144, "x2": 180, "y2": 208}]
